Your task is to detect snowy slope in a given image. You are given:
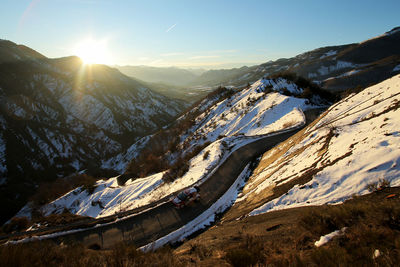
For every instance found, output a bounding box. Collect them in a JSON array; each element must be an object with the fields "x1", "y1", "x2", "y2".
[
  {"x1": 101, "y1": 135, "x2": 153, "y2": 173},
  {"x1": 0, "y1": 40, "x2": 188, "y2": 223},
  {"x1": 164, "y1": 77, "x2": 325, "y2": 167},
  {"x1": 101, "y1": 77, "x2": 316, "y2": 174},
  {"x1": 240, "y1": 74, "x2": 400, "y2": 216},
  {"x1": 0, "y1": 41, "x2": 186, "y2": 180},
  {"x1": 43, "y1": 140, "x2": 229, "y2": 217},
  {"x1": 38, "y1": 77, "x2": 323, "y2": 218}
]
